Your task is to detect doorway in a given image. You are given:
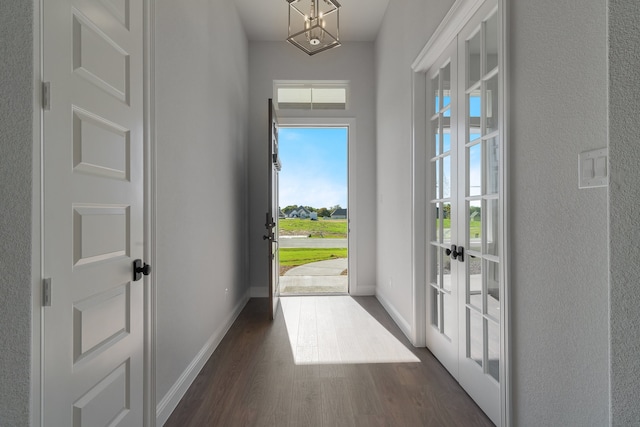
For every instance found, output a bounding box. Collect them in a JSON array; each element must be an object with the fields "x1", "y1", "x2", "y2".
[
  {"x1": 412, "y1": 0, "x2": 508, "y2": 425},
  {"x1": 277, "y1": 127, "x2": 349, "y2": 295}
]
